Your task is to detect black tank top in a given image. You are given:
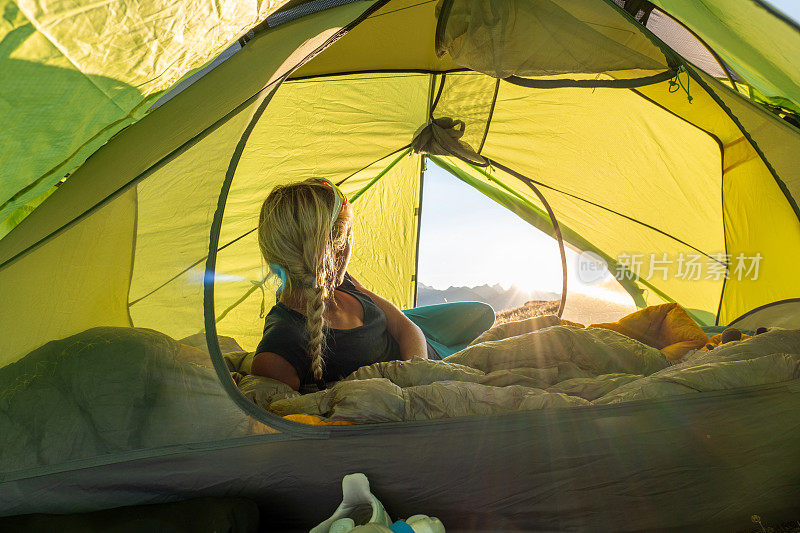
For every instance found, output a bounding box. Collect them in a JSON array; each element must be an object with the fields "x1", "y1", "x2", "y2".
[{"x1": 255, "y1": 274, "x2": 438, "y2": 391}]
